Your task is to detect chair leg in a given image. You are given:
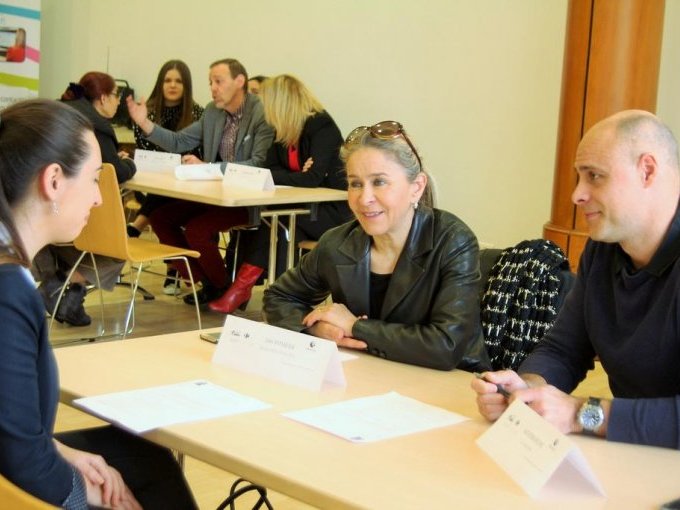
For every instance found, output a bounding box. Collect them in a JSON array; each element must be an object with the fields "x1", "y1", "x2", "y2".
[
  {"x1": 116, "y1": 280, "x2": 155, "y2": 300},
  {"x1": 87, "y1": 252, "x2": 107, "y2": 338},
  {"x1": 167, "y1": 255, "x2": 202, "y2": 331},
  {"x1": 182, "y1": 257, "x2": 202, "y2": 331},
  {"x1": 232, "y1": 230, "x2": 240, "y2": 282},
  {"x1": 122, "y1": 263, "x2": 144, "y2": 339}
]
